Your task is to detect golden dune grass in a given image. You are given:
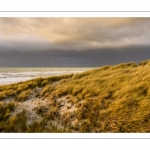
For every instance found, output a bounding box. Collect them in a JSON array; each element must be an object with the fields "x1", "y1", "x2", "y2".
[{"x1": 1, "y1": 60, "x2": 150, "y2": 132}]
